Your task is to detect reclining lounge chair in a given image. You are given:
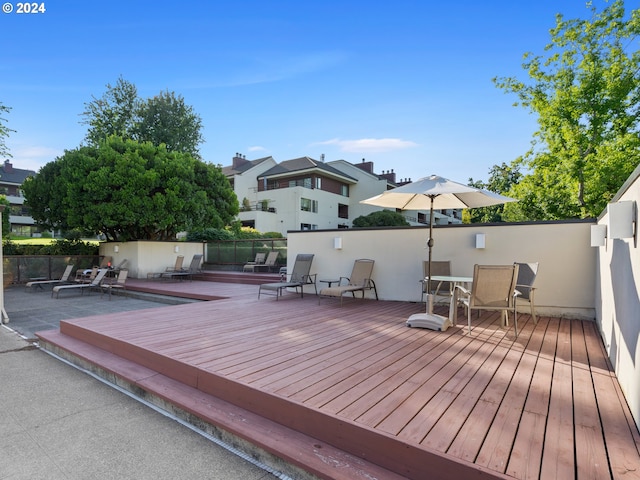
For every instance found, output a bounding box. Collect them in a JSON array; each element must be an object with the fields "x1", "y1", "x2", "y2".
[
  {"x1": 258, "y1": 254, "x2": 316, "y2": 300},
  {"x1": 318, "y1": 259, "x2": 378, "y2": 306},
  {"x1": 52, "y1": 268, "x2": 109, "y2": 298},
  {"x1": 26, "y1": 264, "x2": 74, "y2": 291}
]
